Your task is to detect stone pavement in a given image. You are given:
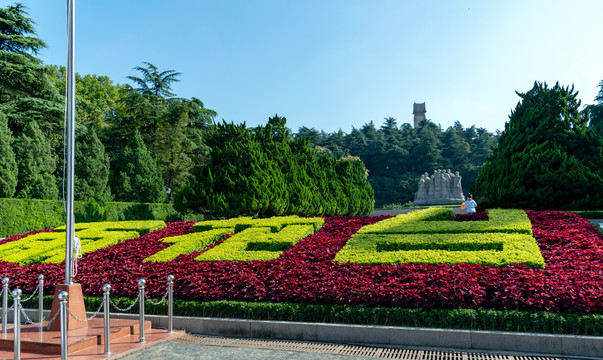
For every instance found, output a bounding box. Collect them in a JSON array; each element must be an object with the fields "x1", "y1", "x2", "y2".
[{"x1": 119, "y1": 334, "x2": 584, "y2": 360}]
